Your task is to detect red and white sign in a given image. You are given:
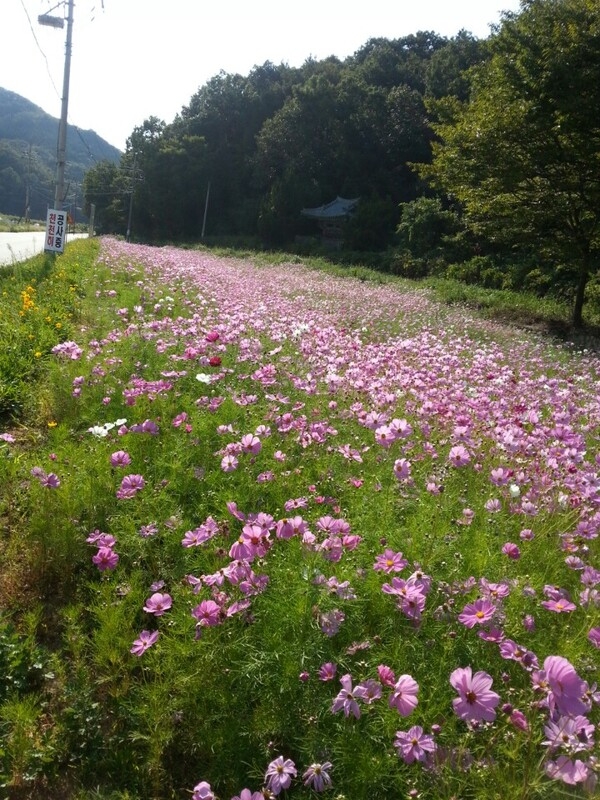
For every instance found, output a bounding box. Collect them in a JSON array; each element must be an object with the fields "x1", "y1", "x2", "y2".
[{"x1": 45, "y1": 208, "x2": 67, "y2": 253}]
